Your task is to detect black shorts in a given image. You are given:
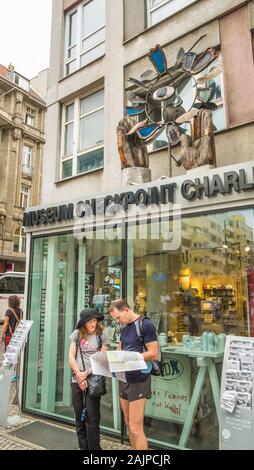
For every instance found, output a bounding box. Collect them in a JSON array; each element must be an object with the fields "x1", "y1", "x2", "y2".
[{"x1": 119, "y1": 374, "x2": 151, "y2": 402}]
